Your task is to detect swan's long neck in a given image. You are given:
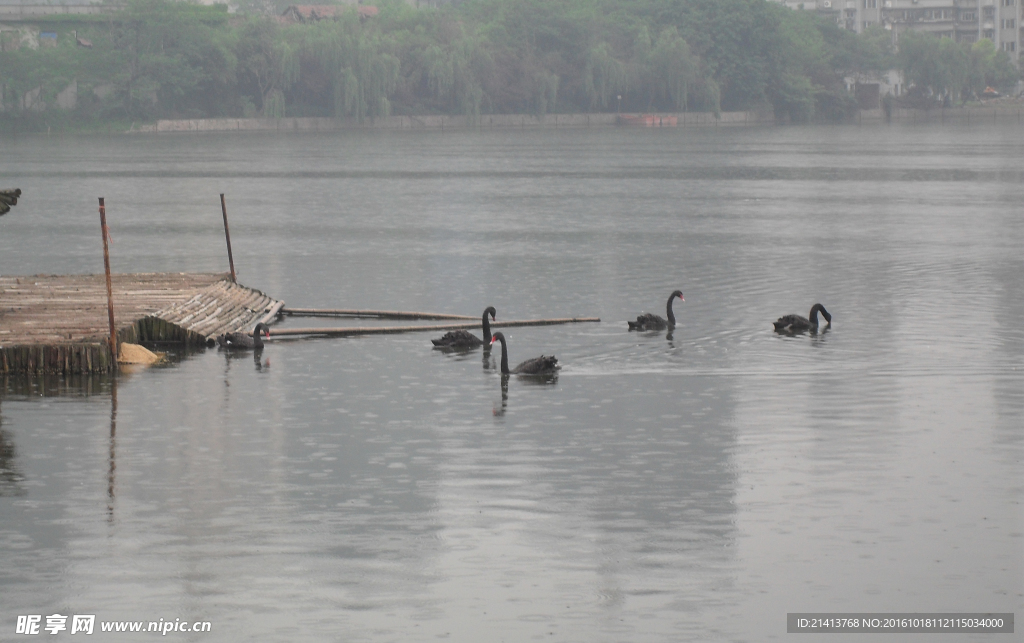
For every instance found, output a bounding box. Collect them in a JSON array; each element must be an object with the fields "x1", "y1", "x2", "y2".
[
  {"x1": 666, "y1": 294, "x2": 677, "y2": 326},
  {"x1": 252, "y1": 324, "x2": 267, "y2": 348},
  {"x1": 809, "y1": 304, "x2": 830, "y2": 327},
  {"x1": 482, "y1": 311, "x2": 491, "y2": 341},
  {"x1": 497, "y1": 336, "x2": 510, "y2": 374}
]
